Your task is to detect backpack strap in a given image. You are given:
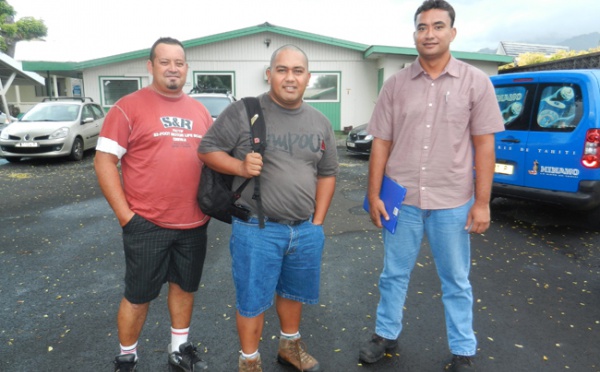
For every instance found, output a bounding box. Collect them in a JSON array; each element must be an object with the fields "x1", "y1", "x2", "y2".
[
  {"x1": 242, "y1": 97, "x2": 266, "y2": 155},
  {"x1": 241, "y1": 97, "x2": 266, "y2": 228}
]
